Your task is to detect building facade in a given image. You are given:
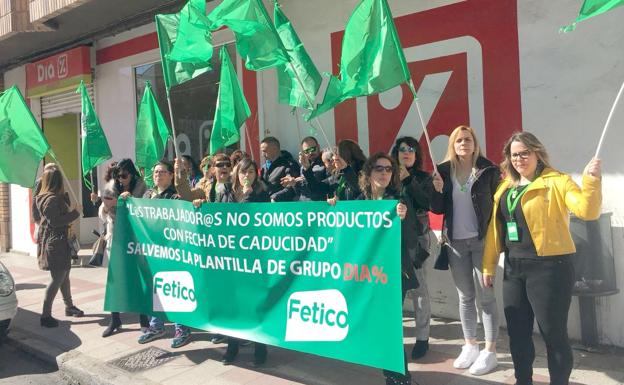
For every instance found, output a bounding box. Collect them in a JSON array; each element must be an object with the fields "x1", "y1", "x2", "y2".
[{"x1": 2, "y1": 0, "x2": 624, "y2": 347}]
